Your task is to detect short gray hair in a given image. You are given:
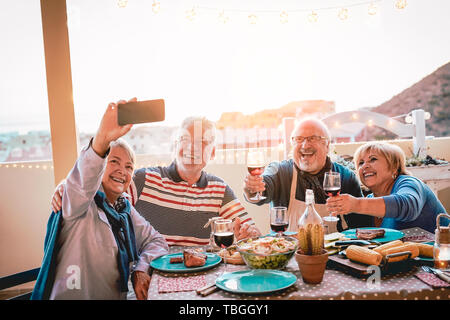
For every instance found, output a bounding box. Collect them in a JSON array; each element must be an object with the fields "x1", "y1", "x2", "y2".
[
  {"x1": 110, "y1": 138, "x2": 136, "y2": 167},
  {"x1": 177, "y1": 116, "x2": 217, "y2": 144}
]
